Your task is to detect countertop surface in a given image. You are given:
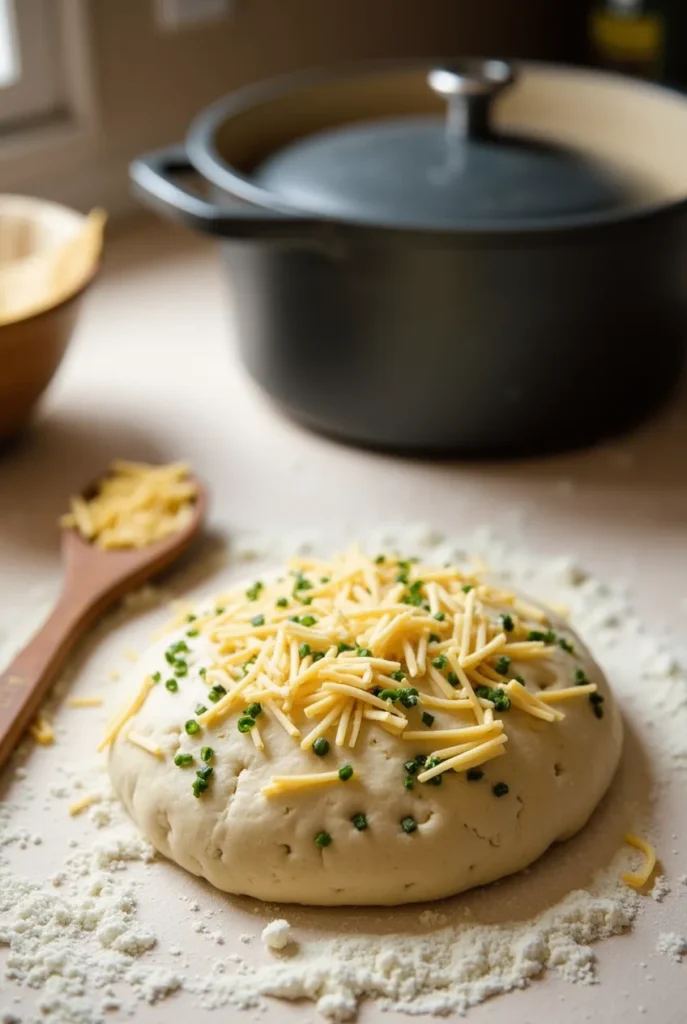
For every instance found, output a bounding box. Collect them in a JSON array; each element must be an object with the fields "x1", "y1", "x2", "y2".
[{"x1": 1, "y1": 218, "x2": 686, "y2": 1023}]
